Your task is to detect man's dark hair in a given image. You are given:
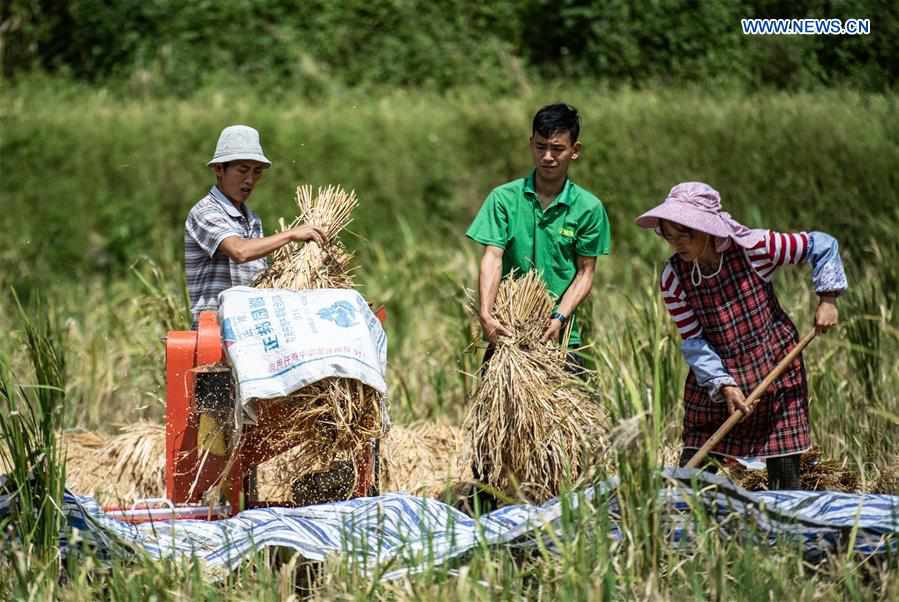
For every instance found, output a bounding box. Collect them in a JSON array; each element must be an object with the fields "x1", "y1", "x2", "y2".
[{"x1": 532, "y1": 103, "x2": 580, "y2": 142}]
